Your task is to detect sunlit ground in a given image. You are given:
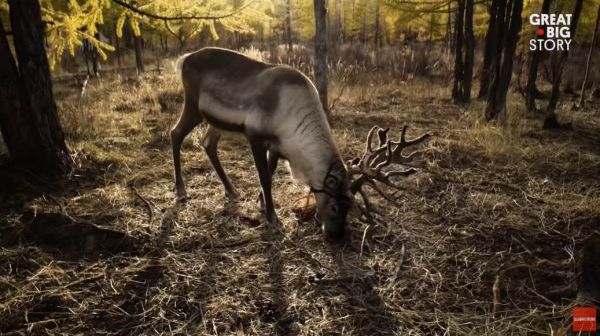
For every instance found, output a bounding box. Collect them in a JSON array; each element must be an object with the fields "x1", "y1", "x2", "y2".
[{"x1": 1, "y1": 54, "x2": 599, "y2": 334}]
